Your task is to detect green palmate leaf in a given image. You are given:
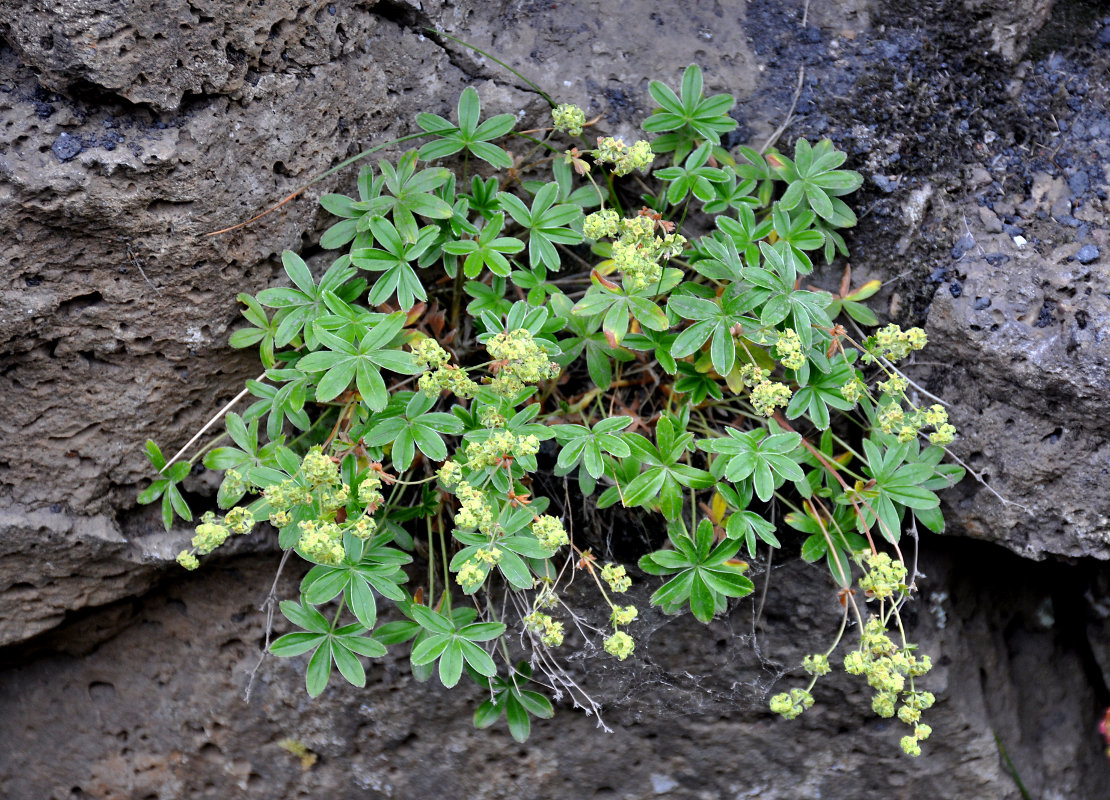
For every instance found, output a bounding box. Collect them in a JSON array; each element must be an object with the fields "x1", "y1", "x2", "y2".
[
  {"x1": 295, "y1": 312, "x2": 419, "y2": 408},
  {"x1": 550, "y1": 416, "x2": 634, "y2": 479},
  {"x1": 496, "y1": 183, "x2": 583, "y2": 272},
  {"x1": 350, "y1": 219, "x2": 439, "y2": 311},
  {"x1": 366, "y1": 150, "x2": 454, "y2": 242},
  {"x1": 360, "y1": 391, "x2": 463, "y2": 470},
  {"x1": 619, "y1": 417, "x2": 713, "y2": 520},
  {"x1": 417, "y1": 87, "x2": 516, "y2": 169},
  {"x1": 643, "y1": 64, "x2": 738, "y2": 161},
  {"x1": 770, "y1": 138, "x2": 863, "y2": 224},
  {"x1": 472, "y1": 663, "x2": 553, "y2": 743},
  {"x1": 639, "y1": 519, "x2": 753, "y2": 622},
  {"x1": 700, "y1": 428, "x2": 804, "y2": 502},
  {"x1": 408, "y1": 605, "x2": 506, "y2": 688},
  {"x1": 443, "y1": 212, "x2": 525, "y2": 279}
]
